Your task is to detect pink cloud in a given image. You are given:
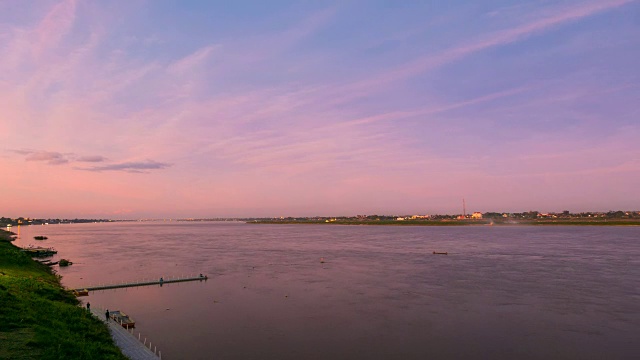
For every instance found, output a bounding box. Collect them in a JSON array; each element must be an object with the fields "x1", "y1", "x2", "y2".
[
  {"x1": 24, "y1": 150, "x2": 69, "y2": 165},
  {"x1": 32, "y1": 0, "x2": 77, "y2": 59}
]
